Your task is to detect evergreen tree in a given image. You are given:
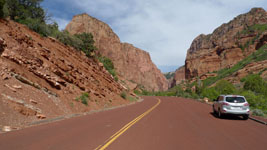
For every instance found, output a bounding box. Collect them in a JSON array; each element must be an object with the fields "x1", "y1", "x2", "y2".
[{"x1": 0, "y1": 0, "x2": 5, "y2": 18}]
